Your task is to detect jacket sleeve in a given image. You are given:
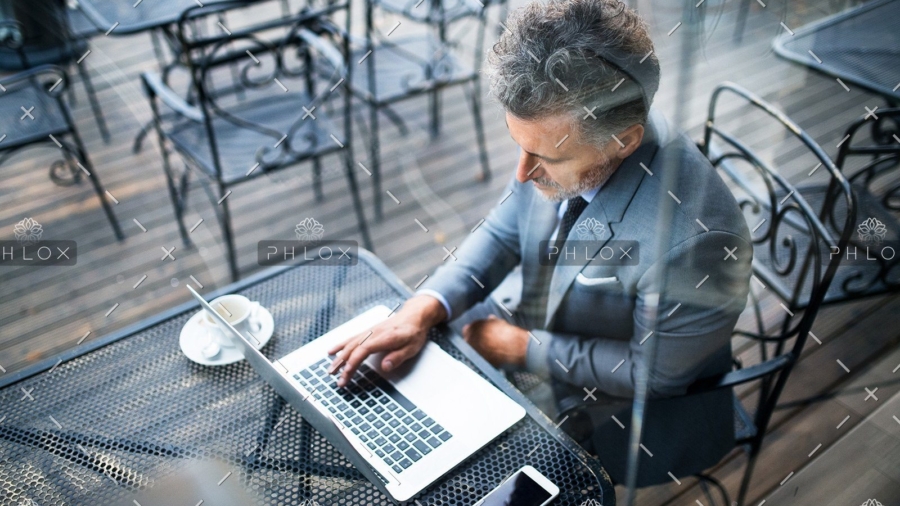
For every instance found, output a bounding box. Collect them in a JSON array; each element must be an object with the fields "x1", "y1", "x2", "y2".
[
  {"x1": 417, "y1": 175, "x2": 523, "y2": 320},
  {"x1": 525, "y1": 230, "x2": 752, "y2": 398}
]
